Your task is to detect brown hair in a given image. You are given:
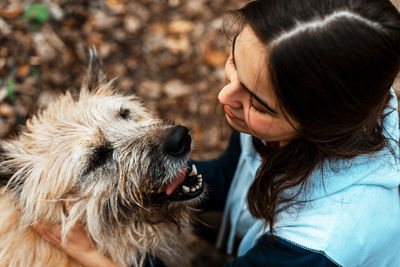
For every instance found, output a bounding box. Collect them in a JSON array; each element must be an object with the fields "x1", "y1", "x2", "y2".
[{"x1": 235, "y1": 0, "x2": 400, "y2": 233}]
